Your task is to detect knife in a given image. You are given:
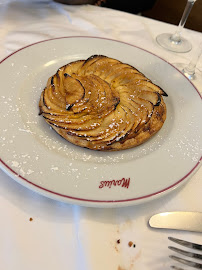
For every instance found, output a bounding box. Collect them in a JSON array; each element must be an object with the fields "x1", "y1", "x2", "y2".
[{"x1": 149, "y1": 211, "x2": 202, "y2": 233}]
